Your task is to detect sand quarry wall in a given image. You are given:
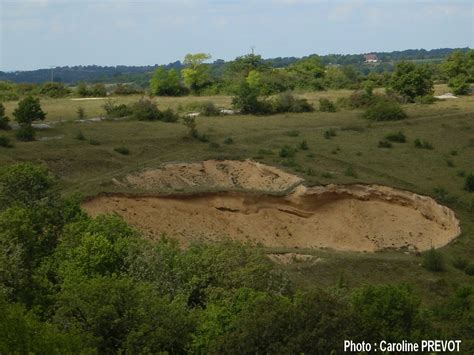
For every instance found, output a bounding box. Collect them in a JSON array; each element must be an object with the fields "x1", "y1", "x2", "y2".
[{"x1": 83, "y1": 160, "x2": 461, "y2": 252}]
